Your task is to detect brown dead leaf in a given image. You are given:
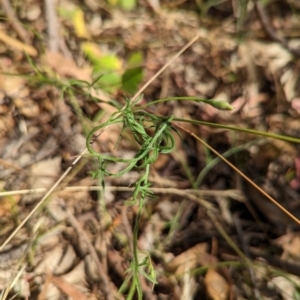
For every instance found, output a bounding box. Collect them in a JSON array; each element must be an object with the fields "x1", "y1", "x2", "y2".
[
  {"x1": 34, "y1": 244, "x2": 65, "y2": 275},
  {"x1": 281, "y1": 69, "x2": 298, "y2": 102},
  {"x1": 242, "y1": 93, "x2": 270, "y2": 119},
  {"x1": 37, "y1": 259, "x2": 88, "y2": 300},
  {"x1": 61, "y1": 261, "x2": 87, "y2": 287},
  {"x1": 246, "y1": 40, "x2": 293, "y2": 75},
  {"x1": 50, "y1": 276, "x2": 88, "y2": 300},
  {"x1": 204, "y1": 268, "x2": 230, "y2": 300},
  {"x1": 166, "y1": 243, "x2": 217, "y2": 276},
  {"x1": 1, "y1": 74, "x2": 27, "y2": 98},
  {"x1": 271, "y1": 275, "x2": 300, "y2": 300},
  {"x1": 275, "y1": 232, "x2": 300, "y2": 260},
  {"x1": 45, "y1": 52, "x2": 91, "y2": 82},
  {"x1": 147, "y1": 0, "x2": 160, "y2": 12},
  {"x1": 268, "y1": 139, "x2": 297, "y2": 156},
  {"x1": 291, "y1": 98, "x2": 300, "y2": 114},
  {"x1": 13, "y1": 98, "x2": 40, "y2": 118},
  {"x1": 25, "y1": 4, "x2": 42, "y2": 21},
  {"x1": 54, "y1": 245, "x2": 77, "y2": 274}
]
